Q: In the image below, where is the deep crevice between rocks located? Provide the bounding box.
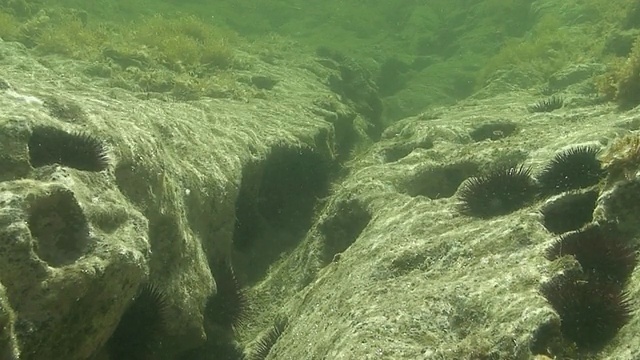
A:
[233,145,331,282]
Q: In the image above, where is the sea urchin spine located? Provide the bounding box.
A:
[545,222,637,285]
[458,164,536,218]
[540,273,632,351]
[28,125,109,171]
[537,145,604,195]
[107,283,169,360]
[206,261,249,331]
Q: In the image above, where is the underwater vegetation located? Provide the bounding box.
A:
[127,14,234,70]
[477,14,586,89]
[0,7,237,100]
[0,11,19,40]
[598,34,640,109]
[601,132,640,183]
[24,11,236,71]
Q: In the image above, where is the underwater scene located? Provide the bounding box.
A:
[2,0,640,359]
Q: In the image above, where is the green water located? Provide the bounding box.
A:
[0,0,630,121]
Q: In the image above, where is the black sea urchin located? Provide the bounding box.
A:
[540,273,632,351]
[528,95,563,113]
[458,165,536,218]
[28,126,109,171]
[206,261,249,331]
[537,145,604,195]
[107,284,169,360]
[545,222,637,284]
[248,317,288,360]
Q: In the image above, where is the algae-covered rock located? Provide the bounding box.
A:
[0,34,344,359]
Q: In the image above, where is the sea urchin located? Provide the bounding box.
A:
[28,125,109,171]
[537,145,604,195]
[540,273,632,351]
[545,222,637,284]
[528,95,564,113]
[458,164,536,218]
[206,261,249,331]
[107,283,169,360]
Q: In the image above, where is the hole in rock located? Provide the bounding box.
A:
[381,139,434,163]
[319,198,371,265]
[28,188,90,266]
[540,190,598,234]
[400,161,478,198]
[469,122,517,142]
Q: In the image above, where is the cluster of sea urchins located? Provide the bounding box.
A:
[535,147,635,353]
[457,145,604,218]
[540,222,636,352]
[458,144,636,353]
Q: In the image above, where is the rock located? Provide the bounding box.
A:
[547,63,606,91]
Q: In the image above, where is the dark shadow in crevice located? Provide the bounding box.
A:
[27,188,90,267]
[233,145,331,282]
[317,47,384,140]
[147,211,183,280]
[319,199,371,266]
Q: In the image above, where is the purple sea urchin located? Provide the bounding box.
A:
[458,164,536,218]
[248,317,288,360]
[528,95,563,113]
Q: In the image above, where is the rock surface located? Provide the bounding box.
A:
[0,37,341,359]
[1,34,640,360]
